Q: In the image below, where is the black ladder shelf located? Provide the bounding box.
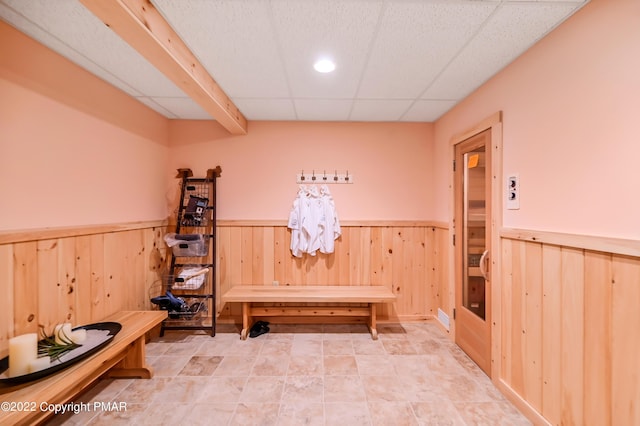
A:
[160,167,221,337]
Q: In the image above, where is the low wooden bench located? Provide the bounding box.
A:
[222,285,396,340]
[0,310,166,426]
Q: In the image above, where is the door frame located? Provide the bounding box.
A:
[449,111,503,380]
[454,130,492,374]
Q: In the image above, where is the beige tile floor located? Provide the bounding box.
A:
[47,322,531,426]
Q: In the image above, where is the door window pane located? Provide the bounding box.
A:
[463,148,486,320]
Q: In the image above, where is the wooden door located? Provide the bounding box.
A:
[454,129,492,375]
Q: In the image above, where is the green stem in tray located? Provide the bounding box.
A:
[37,324,81,362]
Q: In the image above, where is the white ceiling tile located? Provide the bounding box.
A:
[294,99,353,121]
[270,0,383,98]
[153,0,290,98]
[423,2,582,100]
[349,99,413,122]
[150,97,212,120]
[0,2,136,97]
[1,0,186,98]
[1,0,590,121]
[233,99,297,121]
[357,2,498,99]
[401,100,457,122]
[135,97,178,119]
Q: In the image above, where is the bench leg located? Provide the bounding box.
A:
[240,302,251,340]
[108,336,153,378]
[368,303,378,340]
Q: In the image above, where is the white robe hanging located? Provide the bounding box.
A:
[287,185,307,258]
[318,185,341,254]
[288,184,341,257]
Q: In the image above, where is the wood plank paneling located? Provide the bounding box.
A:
[59,238,77,325]
[261,227,275,285]
[37,239,62,332]
[541,244,562,424]
[273,226,286,284]
[434,226,449,318]
[411,227,427,316]
[380,227,395,318]
[215,225,448,322]
[501,235,640,426]
[425,227,436,316]
[0,245,14,349]
[392,228,407,314]
[13,242,39,336]
[611,255,640,426]
[501,228,640,258]
[584,251,612,426]
[510,239,525,395]
[89,234,106,323]
[523,241,542,412]
[0,220,167,245]
[560,247,584,426]
[500,238,513,382]
[2,222,448,355]
[1,225,167,356]
[74,235,94,326]
[216,226,232,318]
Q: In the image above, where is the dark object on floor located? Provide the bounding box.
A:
[249,320,270,338]
[151,291,190,318]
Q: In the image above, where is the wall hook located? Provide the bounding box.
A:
[296,169,353,184]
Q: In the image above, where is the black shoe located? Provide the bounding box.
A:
[249,321,270,338]
[165,291,188,312]
[151,295,171,308]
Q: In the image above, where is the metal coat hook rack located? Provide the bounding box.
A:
[296,169,353,184]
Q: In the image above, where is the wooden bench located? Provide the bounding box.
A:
[0,310,166,426]
[222,285,396,340]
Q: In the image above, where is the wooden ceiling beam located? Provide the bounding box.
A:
[79,0,248,135]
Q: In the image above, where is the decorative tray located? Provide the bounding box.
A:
[0,322,121,386]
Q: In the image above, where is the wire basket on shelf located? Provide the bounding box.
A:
[166,297,208,320]
[171,266,209,290]
[150,289,209,320]
[164,233,209,257]
[180,182,210,227]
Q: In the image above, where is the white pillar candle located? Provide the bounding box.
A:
[28,356,51,373]
[71,328,87,344]
[9,333,38,377]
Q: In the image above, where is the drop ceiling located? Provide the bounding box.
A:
[0,0,588,123]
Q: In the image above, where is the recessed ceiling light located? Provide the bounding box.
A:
[314,59,336,73]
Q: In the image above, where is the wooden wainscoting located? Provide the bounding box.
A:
[0,222,167,355]
[499,229,640,426]
[1,220,451,354]
[215,221,449,323]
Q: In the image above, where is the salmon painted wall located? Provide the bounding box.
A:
[168,120,433,221]
[434,0,640,240]
[0,22,170,231]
